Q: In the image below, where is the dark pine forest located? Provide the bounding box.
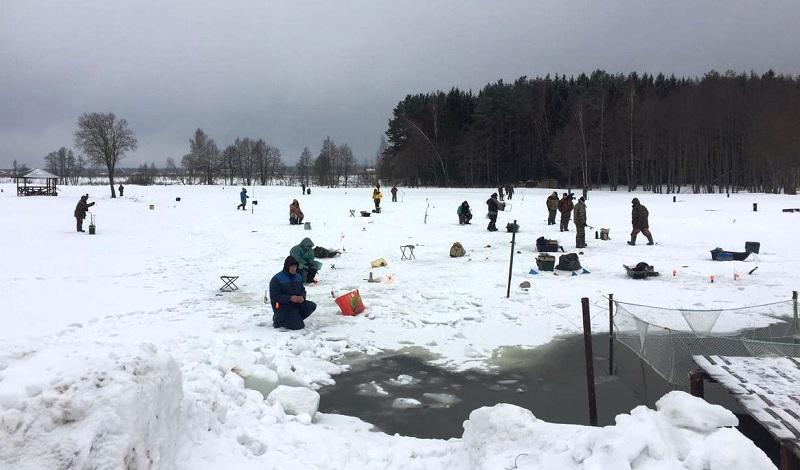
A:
[379,70,800,194]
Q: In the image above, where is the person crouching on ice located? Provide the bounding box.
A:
[289,199,304,225]
[457,201,472,225]
[269,256,317,330]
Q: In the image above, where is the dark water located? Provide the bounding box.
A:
[318,334,779,463]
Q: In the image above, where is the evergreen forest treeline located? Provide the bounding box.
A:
[379,70,800,193]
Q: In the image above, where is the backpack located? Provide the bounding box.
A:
[450,242,466,258]
[506,222,519,233]
[556,253,581,271]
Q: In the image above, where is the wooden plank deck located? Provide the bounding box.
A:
[694,355,800,466]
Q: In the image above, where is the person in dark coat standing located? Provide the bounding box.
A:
[573,196,588,248]
[301,182,306,195]
[74,195,95,232]
[390,186,398,202]
[237,188,249,210]
[558,193,574,232]
[269,256,317,330]
[118,184,124,197]
[546,192,559,225]
[486,193,500,231]
[628,198,654,245]
[506,184,514,200]
[497,186,505,202]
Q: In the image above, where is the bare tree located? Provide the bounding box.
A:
[74,112,137,197]
[296,147,313,186]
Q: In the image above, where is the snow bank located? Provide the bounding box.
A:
[461,391,775,470]
[0,343,183,470]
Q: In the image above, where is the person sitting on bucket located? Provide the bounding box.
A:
[289,237,323,283]
[237,187,249,210]
[457,201,472,225]
[269,256,317,330]
[289,199,304,225]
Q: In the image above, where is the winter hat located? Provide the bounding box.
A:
[283,256,299,272]
[632,198,640,205]
[491,193,498,198]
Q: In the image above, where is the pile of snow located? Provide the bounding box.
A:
[0,343,183,470]
[266,385,320,418]
[462,392,774,469]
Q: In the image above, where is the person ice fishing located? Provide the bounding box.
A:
[457,201,473,225]
[628,198,654,245]
[301,182,306,195]
[289,199,304,225]
[237,187,249,210]
[574,196,588,249]
[269,256,317,330]
[546,191,559,225]
[497,186,505,202]
[118,184,124,197]
[73,194,95,232]
[390,186,398,202]
[558,193,574,232]
[372,184,383,211]
[506,184,514,200]
[289,237,323,283]
[486,193,500,231]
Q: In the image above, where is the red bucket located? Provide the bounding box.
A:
[335,289,365,316]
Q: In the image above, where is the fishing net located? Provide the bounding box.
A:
[613,299,798,385]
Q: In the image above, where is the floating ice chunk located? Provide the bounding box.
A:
[392,398,423,409]
[356,381,390,397]
[423,392,461,407]
[387,374,420,386]
[266,385,320,416]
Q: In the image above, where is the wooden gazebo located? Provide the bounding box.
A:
[16,168,59,196]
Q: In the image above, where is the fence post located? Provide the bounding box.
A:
[581,297,598,426]
[506,220,517,298]
[608,294,614,375]
[793,291,798,340]
[689,369,707,397]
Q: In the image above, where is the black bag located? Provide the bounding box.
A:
[506,222,519,233]
[556,253,581,271]
[313,246,341,258]
[536,236,561,252]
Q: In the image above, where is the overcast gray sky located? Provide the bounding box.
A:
[2,0,799,168]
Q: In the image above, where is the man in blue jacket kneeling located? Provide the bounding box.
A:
[269,256,317,330]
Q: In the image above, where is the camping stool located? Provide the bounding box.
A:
[400,245,416,260]
[219,275,239,292]
[349,209,356,217]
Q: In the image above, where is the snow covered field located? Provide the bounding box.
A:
[2,182,794,469]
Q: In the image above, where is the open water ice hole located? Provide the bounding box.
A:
[317,331,782,462]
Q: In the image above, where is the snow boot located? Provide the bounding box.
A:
[645,233,654,245]
[627,234,637,246]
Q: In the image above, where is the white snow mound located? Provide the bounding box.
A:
[266,385,320,417]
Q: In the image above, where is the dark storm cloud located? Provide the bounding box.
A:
[2,0,799,167]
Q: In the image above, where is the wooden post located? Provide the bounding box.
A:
[608,294,614,375]
[780,440,799,470]
[506,219,517,298]
[581,297,598,426]
[689,369,707,397]
[793,291,798,340]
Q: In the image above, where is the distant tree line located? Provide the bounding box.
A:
[380,70,800,194]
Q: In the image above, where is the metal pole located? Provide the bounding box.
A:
[506,219,517,298]
[608,293,614,375]
[581,297,598,426]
